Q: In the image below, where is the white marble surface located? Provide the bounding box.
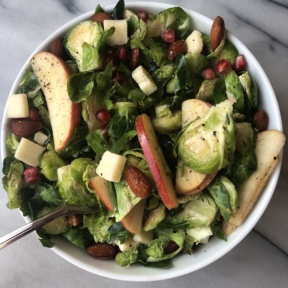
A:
[0,0,287,287]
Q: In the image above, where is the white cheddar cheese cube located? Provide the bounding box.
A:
[14,138,45,167]
[103,19,129,46]
[96,151,127,182]
[57,164,71,182]
[185,30,203,55]
[34,131,49,146]
[115,236,139,252]
[131,66,157,96]
[7,94,29,118]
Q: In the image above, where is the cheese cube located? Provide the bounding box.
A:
[7,94,29,118]
[103,19,129,46]
[115,236,139,252]
[14,138,45,167]
[34,131,49,146]
[131,66,157,96]
[185,30,203,55]
[96,151,127,182]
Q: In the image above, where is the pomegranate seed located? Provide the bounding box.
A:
[216,59,231,75]
[202,68,216,80]
[112,71,124,84]
[161,29,175,43]
[23,167,39,177]
[117,46,129,63]
[164,240,179,253]
[101,126,109,138]
[102,53,119,69]
[23,167,41,184]
[28,107,42,122]
[136,10,148,22]
[233,54,247,72]
[130,48,141,70]
[96,109,111,125]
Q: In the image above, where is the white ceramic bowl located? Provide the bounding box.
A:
[1,2,283,282]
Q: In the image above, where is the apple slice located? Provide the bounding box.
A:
[181,98,211,127]
[121,199,146,234]
[31,51,81,152]
[176,161,217,195]
[176,99,216,195]
[89,176,114,212]
[136,114,178,209]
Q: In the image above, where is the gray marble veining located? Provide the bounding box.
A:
[0,0,287,287]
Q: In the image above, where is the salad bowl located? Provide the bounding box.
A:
[1,1,284,282]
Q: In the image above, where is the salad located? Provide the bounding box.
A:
[2,0,284,269]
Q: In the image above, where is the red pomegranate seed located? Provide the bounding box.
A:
[102,53,119,69]
[23,167,39,177]
[28,107,42,122]
[216,59,231,75]
[101,126,109,138]
[234,54,247,72]
[137,10,148,22]
[117,46,129,63]
[202,68,216,80]
[112,71,124,84]
[23,167,41,184]
[161,29,175,43]
[96,109,111,125]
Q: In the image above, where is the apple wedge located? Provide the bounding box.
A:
[223,130,286,235]
[121,199,146,234]
[31,51,81,152]
[176,99,216,195]
[89,176,114,212]
[136,114,178,209]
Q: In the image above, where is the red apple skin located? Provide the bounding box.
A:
[135,114,178,209]
[31,51,81,152]
[121,199,146,234]
[89,176,114,212]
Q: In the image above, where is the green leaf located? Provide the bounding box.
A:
[110,130,137,154]
[86,129,111,157]
[68,71,95,103]
[113,0,125,19]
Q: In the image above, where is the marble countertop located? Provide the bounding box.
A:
[0,0,287,287]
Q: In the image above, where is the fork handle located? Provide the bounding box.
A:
[0,206,68,250]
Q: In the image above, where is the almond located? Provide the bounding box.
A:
[210,16,225,51]
[86,243,118,260]
[125,165,152,199]
[12,120,42,138]
[49,38,67,59]
[90,12,112,23]
[254,109,268,132]
[167,40,187,60]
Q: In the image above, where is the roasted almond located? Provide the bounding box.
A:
[167,40,187,60]
[12,120,42,138]
[210,16,225,51]
[86,243,118,260]
[90,12,112,23]
[49,38,67,59]
[125,165,152,199]
[254,109,268,132]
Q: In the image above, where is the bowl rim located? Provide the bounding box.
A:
[0,1,283,282]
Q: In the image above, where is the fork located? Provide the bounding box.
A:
[0,204,98,250]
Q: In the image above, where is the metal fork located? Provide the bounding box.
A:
[0,204,98,250]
